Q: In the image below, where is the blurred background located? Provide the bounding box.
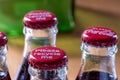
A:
[0,0,119,80]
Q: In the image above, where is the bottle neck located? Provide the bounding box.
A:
[0,45,7,65]
[0,45,9,79]
[81,42,118,56]
[28,65,68,80]
[80,42,118,78]
[23,26,58,57]
[0,45,7,56]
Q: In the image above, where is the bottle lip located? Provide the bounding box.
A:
[28,46,68,70]
[0,32,7,47]
[23,10,58,29]
[81,26,118,47]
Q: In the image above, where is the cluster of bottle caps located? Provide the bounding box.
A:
[0,10,118,80]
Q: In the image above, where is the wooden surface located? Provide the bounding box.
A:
[76,0,120,16]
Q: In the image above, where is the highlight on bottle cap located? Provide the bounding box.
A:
[28,46,68,70]
[0,32,8,47]
[23,10,58,29]
[81,26,118,47]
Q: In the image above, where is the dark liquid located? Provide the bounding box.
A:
[0,71,11,80]
[76,71,117,80]
[16,57,30,80]
[16,38,51,80]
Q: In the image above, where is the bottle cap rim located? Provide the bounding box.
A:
[23,10,58,29]
[81,26,118,47]
[28,46,68,70]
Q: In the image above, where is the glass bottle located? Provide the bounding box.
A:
[76,26,118,80]
[28,46,68,80]
[0,32,11,80]
[15,10,58,80]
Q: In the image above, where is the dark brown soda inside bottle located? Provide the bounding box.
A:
[16,57,30,80]
[0,71,11,80]
[76,71,117,80]
[16,38,52,80]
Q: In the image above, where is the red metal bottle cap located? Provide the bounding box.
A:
[0,32,7,47]
[82,26,118,47]
[28,46,68,70]
[23,10,58,29]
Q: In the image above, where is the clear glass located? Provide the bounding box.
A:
[15,25,58,80]
[28,65,68,80]
[76,42,118,80]
[0,45,11,80]
[23,25,58,57]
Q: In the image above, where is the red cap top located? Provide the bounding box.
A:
[28,46,68,70]
[0,32,7,47]
[81,26,118,47]
[23,10,58,29]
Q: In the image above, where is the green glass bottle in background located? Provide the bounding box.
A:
[0,0,75,37]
